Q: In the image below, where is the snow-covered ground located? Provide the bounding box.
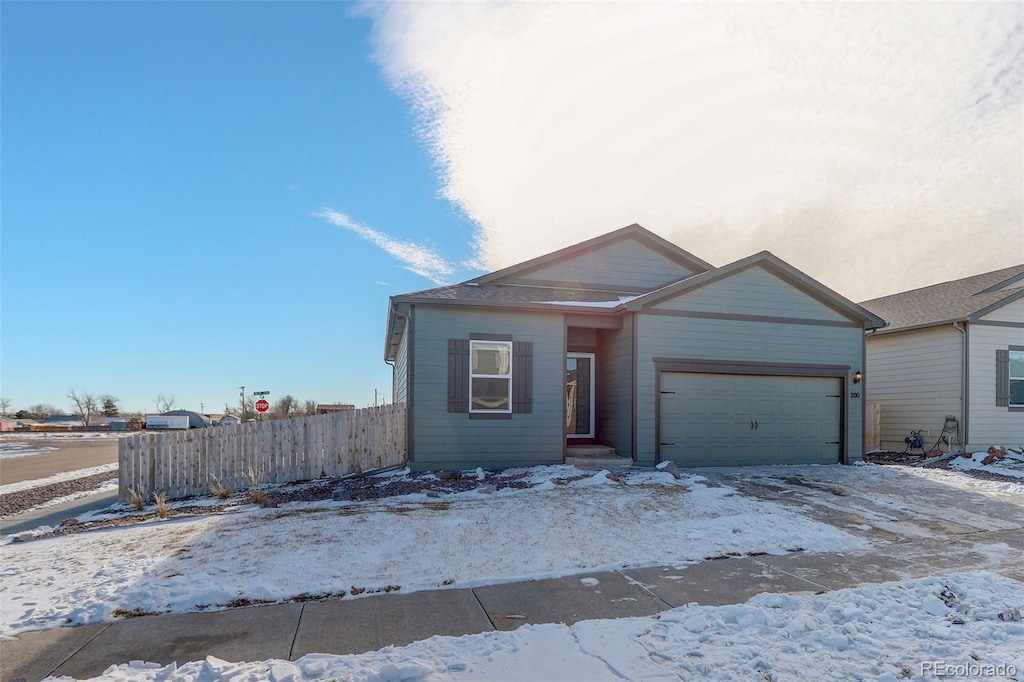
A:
[0,439,58,459]
[1,467,868,636]
[51,572,1024,682]
[948,450,1024,480]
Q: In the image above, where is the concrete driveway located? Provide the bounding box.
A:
[702,463,1024,582]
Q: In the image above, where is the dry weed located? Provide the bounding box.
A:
[209,477,233,500]
[154,492,169,519]
[128,488,144,512]
[247,467,266,505]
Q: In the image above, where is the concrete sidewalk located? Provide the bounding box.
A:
[4,530,1021,682]
[0,490,119,538]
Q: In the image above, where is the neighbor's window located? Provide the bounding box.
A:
[470,340,512,412]
[1011,350,1024,407]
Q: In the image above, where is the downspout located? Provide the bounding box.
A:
[953,322,967,450]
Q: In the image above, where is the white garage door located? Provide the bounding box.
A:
[659,372,842,466]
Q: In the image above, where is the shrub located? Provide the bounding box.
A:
[153,492,169,519]
[209,477,232,500]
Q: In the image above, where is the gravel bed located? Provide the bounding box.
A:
[0,472,117,517]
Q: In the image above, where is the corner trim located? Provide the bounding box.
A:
[407,306,416,463]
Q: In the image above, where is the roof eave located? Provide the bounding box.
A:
[627,251,886,327]
[392,296,627,315]
[967,288,1024,322]
[470,223,713,285]
[384,299,410,362]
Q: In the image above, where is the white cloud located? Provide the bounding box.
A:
[366,2,1022,300]
[314,209,453,284]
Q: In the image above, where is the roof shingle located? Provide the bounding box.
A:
[859,265,1024,333]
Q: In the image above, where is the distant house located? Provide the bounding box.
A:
[218,414,241,426]
[860,265,1024,452]
[317,404,355,414]
[385,224,884,470]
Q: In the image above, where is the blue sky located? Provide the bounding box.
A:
[2,2,477,414]
[3,2,1020,416]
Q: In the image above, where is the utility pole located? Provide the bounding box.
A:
[374,389,378,407]
[200,402,205,414]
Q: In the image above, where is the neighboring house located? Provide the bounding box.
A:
[218,414,241,426]
[385,224,884,470]
[860,265,1024,452]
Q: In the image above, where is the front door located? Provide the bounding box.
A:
[566,353,595,439]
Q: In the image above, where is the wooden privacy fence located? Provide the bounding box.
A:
[119,404,406,502]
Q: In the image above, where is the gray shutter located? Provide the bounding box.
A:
[512,341,533,414]
[996,349,1010,407]
[448,339,470,413]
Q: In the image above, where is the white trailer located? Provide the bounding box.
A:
[145,414,190,430]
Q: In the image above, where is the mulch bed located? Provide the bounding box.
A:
[864,450,1024,484]
[10,467,541,540]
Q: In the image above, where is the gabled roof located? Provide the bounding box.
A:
[626,251,886,329]
[859,264,1024,334]
[470,223,713,285]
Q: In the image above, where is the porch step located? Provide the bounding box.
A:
[566,445,633,468]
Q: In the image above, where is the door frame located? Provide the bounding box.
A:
[566,352,597,439]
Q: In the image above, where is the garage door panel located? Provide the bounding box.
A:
[660,372,841,467]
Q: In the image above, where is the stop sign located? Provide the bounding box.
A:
[255,399,270,413]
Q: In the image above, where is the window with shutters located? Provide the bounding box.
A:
[1011,350,1024,407]
[448,336,533,416]
[470,340,512,413]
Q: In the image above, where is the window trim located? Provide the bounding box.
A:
[469,339,513,414]
[1010,347,1024,409]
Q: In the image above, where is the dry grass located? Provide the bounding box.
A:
[153,492,169,519]
[247,467,266,505]
[209,477,233,500]
[128,488,145,512]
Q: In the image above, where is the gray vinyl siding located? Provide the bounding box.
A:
[967,323,1024,447]
[864,326,963,452]
[596,315,634,459]
[650,265,852,322]
[410,305,565,470]
[392,323,409,407]
[510,237,699,290]
[635,314,864,466]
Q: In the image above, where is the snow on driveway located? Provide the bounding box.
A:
[52,572,1024,682]
[1,468,866,636]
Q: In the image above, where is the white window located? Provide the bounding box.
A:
[1011,350,1024,407]
[470,340,512,412]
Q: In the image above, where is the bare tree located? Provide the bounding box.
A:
[154,392,176,413]
[272,395,298,419]
[301,399,318,416]
[0,397,11,415]
[100,394,120,417]
[24,403,57,419]
[67,389,98,426]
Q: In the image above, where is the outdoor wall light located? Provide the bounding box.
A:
[852,370,863,384]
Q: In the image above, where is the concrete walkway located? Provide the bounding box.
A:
[0,489,119,538]
[3,530,1021,682]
